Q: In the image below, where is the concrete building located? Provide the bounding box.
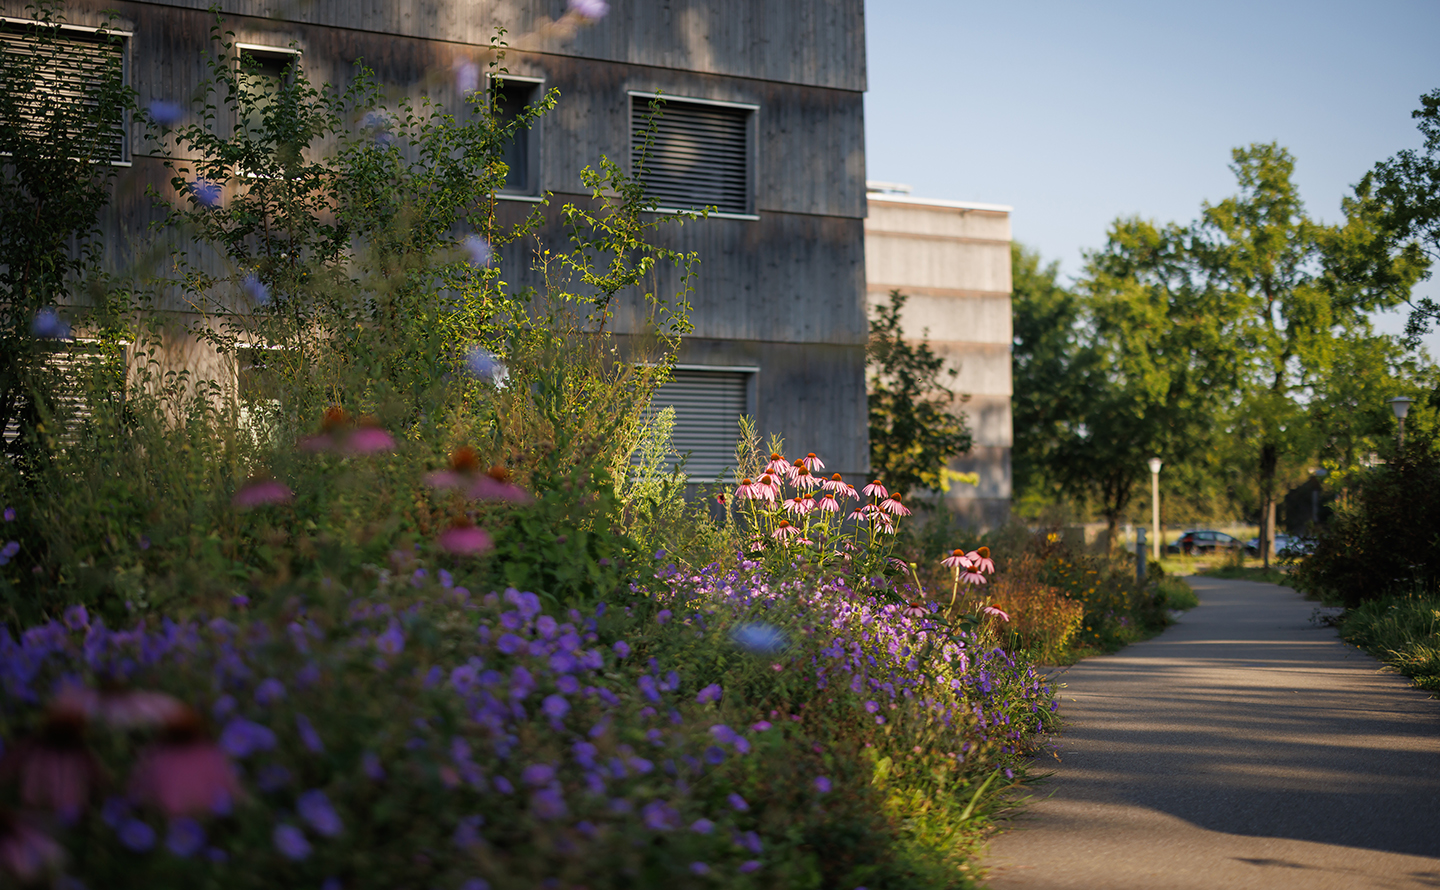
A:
[1,1,870,481]
[864,183,1013,527]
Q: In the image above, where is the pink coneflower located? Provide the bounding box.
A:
[959,568,988,586]
[756,473,780,501]
[425,446,481,490]
[771,520,800,542]
[800,453,824,472]
[967,546,996,574]
[941,549,973,570]
[792,461,821,491]
[1,705,103,820]
[816,494,840,513]
[438,521,493,556]
[901,601,929,618]
[129,709,241,817]
[735,478,760,500]
[55,685,187,730]
[469,465,529,502]
[848,503,876,522]
[879,492,912,516]
[232,477,293,509]
[983,605,1011,621]
[783,496,813,517]
[299,406,349,452]
[764,453,790,479]
[823,474,858,499]
[862,480,888,499]
[345,418,396,455]
[0,813,64,882]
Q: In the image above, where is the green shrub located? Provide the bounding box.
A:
[1338,592,1440,694]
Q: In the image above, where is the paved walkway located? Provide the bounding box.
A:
[982,576,1440,890]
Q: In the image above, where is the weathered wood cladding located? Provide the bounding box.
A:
[492,201,865,346]
[21,0,866,92]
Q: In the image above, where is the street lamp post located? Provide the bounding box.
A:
[1389,396,1414,449]
[1148,457,1163,560]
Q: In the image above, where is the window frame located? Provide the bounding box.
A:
[627,90,759,221]
[487,72,546,201]
[0,15,134,166]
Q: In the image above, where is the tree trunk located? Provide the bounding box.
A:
[1258,442,1278,570]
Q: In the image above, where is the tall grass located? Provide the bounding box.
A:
[1339,591,1440,695]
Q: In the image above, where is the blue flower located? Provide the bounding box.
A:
[465,347,507,384]
[376,622,405,656]
[463,235,492,267]
[254,678,285,705]
[732,622,786,654]
[695,683,722,703]
[165,818,205,857]
[296,714,324,753]
[118,818,156,852]
[815,776,832,793]
[30,309,71,340]
[219,718,277,758]
[297,789,343,837]
[273,824,311,860]
[148,99,183,126]
[243,274,270,305]
[190,178,222,208]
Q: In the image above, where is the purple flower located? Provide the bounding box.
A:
[148,99,183,125]
[362,752,385,781]
[690,862,711,875]
[732,622,786,654]
[219,718,277,758]
[165,818,205,857]
[30,308,71,340]
[461,881,491,890]
[118,818,156,851]
[814,776,832,793]
[233,478,292,508]
[738,830,762,854]
[257,763,292,792]
[521,764,555,786]
[190,178,222,208]
[637,675,660,703]
[296,714,324,753]
[465,347,506,384]
[454,59,480,95]
[696,683,722,704]
[493,776,514,794]
[273,824,311,860]
[254,678,286,705]
[243,274,270,306]
[656,609,672,625]
[739,860,762,874]
[376,622,405,656]
[567,0,609,20]
[704,745,725,765]
[709,724,739,745]
[453,815,483,849]
[864,701,879,714]
[504,589,541,620]
[2,507,13,521]
[297,790,342,837]
[613,641,631,659]
[751,720,772,732]
[541,694,569,721]
[463,235,492,267]
[727,792,749,812]
[691,818,714,834]
[641,800,680,831]
[530,787,567,819]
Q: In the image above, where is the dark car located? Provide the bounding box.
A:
[1165,530,1243,556]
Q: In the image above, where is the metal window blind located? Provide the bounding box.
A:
[2,342,124,447]
[633,96,748,215]
[0,23,126,164]
[646,369,749,480]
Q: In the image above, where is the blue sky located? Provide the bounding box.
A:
[864,0,1440,352]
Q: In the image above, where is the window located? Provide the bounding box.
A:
[490,75,543,196]
[236,45,300,138]
[1,340,125,448]
[0,17,129,164]
[630,93,755,217]
[644,367,755,480]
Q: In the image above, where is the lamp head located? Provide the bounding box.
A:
[1147,457,1163,475]
[1389,396,1414,420]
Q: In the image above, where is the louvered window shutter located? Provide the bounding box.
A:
[2,342,124,447]
[633,96,750,215]
[646,369,750,480]
[0,23,127,164]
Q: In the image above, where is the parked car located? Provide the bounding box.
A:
[1245,535,1315,558]
[1165,530,1244,555]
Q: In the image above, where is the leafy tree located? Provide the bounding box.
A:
[0,3,133,468]
[867,290,972,496]
[1350,88,1440,342]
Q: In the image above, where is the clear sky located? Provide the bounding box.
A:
[864,0,1440,352]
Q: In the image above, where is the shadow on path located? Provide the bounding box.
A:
[984,577,1440,889]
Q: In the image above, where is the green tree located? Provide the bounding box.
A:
[0,4,133,467]
[1196,144,1418,565]
[1351,88,1440,342]
[867,290,972,496]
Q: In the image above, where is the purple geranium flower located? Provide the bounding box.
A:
[296,714,324,753]
[376,622,405,656]
[118,818,156,852]
[273,824,311,860]
[148,99,183,125]
[696,683,722,704]
[191,178,222,208]
[165,818,205,857]
[30,308,71,340]
[297,790,343,837]
[568,0,609,20]
[220,718,277,758]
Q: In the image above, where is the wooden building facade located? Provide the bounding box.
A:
[1,0,870,481]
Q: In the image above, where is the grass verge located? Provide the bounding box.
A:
[1338,593,1440,695]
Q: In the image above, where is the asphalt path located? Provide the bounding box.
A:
[982,575,1440,890]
